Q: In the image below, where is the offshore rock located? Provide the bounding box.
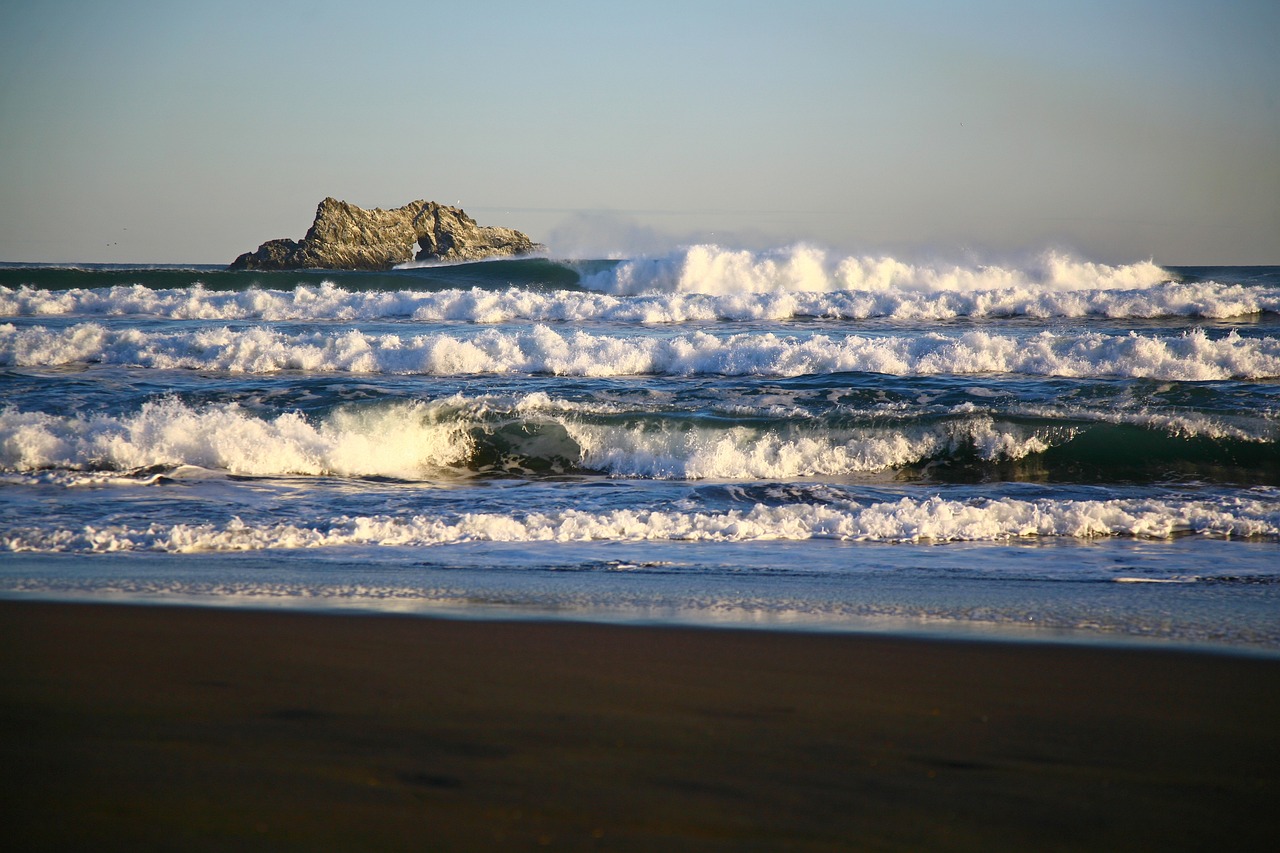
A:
[230,198,542,270]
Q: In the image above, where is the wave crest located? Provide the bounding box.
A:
[585,246,1172,295]
[5,395,1274,484]
[0,399,473,478]
[0,398,1073,480]
[6,323,1278,380]
[6,494,1278,553]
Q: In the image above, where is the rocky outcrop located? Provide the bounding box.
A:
[230,198,543,270]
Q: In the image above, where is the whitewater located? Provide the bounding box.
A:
[2,248,1278,650]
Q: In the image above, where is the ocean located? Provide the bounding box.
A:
[2,248,1278,652]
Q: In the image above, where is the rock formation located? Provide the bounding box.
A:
[230,198,543,270]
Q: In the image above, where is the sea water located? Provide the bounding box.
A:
[2,249,1278,651]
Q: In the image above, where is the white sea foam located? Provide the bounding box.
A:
[0,398,1075,479]
[5,322,1279,380]
[563,418,1070,479]
[2,258,1275,324]
[0,399,474,478]
[2,281,1277,324]
[585,247,1173,295]
[6,494,1278,553]
[5,394,1274,484]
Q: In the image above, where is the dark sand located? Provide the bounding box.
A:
[2,600,1278,851]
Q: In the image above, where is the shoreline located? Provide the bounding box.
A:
[3,588,1280,661]
[3,599,1278,850]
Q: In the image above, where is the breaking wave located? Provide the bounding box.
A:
[3,396,1274,483]
[586,247,1172,295]
[4,281,1279,327]
[5,323,1278,380]
[5,283,1275,324]
[2,251,1276,323]
[0,399,474,479]
[0,398,1073,479]
[6,493,1279,553]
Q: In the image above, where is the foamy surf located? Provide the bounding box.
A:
[5,492,1279,554]
[4,257,1279,649]
[0,399,474,478]
[0,399,1077,479]
[584,247,1174,295]
[3,394,1274,484]
[3,268,1278,324]
[5,323,1279,380]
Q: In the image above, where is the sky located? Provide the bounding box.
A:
[1,0,1277,265]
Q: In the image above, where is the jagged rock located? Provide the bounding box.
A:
[230,198,542,270]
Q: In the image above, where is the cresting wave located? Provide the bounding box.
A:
[3,397,1274,482]
[2,262,1269,322]
[5,281,1277,322]
[6,494,1279,553]
[585,247,1173,295]
[5,323,1280,380]
[0,399,473,479]
[0,398,1073,479]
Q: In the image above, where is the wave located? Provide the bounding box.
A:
[0,399,1067,479]
[5,323,1279,380]
[3,252,1275,324]
[585,247,1173,295]
[5,280,1277,323]
[6,494,1279,553]
[3,397,1274,483]
[0,399,474,479]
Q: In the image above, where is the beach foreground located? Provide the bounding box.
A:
[2,601,1278,851]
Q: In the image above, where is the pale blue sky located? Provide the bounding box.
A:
[2,0,1276,264]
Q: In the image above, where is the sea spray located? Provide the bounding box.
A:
[585,247,1172,295]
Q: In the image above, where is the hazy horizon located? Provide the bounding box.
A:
[2,1,1277,266]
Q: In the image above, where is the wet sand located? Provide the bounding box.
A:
[2,599,1278,851]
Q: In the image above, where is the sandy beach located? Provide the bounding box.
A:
[2,599,1277,851]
